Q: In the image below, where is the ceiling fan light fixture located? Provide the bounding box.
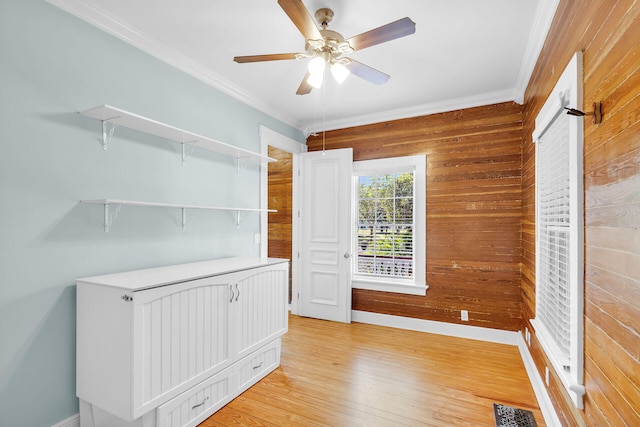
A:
[330,62,350,84]
[307,69,324,89]
[308,56,326,75]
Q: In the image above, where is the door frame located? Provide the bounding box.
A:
[259,126,307,315]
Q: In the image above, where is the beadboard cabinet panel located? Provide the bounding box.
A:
[233,267,289,359]
[133,275,232,415]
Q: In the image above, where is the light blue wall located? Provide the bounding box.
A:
[0,1,304,426]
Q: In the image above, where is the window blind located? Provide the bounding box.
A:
[356,172,414,279]
[532,51,584,408]
[537,112,571,365]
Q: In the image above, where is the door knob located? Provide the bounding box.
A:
[344,252,350,259]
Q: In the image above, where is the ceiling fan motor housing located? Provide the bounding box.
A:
[314,8,334,28]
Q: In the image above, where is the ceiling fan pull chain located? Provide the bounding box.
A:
[322,77,326,155]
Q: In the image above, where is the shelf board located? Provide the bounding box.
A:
[81,199,276,232]
[82,199,276,213]
[80,105,275,163]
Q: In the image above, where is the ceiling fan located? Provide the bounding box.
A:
[233,0,416,95]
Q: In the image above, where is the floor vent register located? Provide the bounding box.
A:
[493,403,538,427]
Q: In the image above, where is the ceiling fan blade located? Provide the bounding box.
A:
[234,53,300,63]
[296,72,313,95]
[344,59,390,85]
[278,0,322,41]
[345,17,416,51]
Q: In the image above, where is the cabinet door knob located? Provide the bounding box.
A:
[235,283,240,302]
[344,252,350,259]
[229,284,234,303]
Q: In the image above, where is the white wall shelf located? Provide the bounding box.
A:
[80,104,276,166]
[81,199,276,232]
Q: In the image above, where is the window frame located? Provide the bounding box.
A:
[351,155,426,296]
[531,51,585,408]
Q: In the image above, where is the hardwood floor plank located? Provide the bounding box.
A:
[200,315,544,426]
[200,405,283,427]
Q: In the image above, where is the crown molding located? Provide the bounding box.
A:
[46,0,303,130]
[513,0,561,103]
[48,0,559,136]
[306,0,561,135]
[304,88,518,135]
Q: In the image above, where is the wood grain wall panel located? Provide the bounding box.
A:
[267,146,293,302]
[585,317,640,411]
[521,0,640,424]
[308,102,523,331]
[300,1,640,423]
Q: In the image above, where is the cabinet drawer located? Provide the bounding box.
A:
[236,338,281,394]
[156,367,233,427]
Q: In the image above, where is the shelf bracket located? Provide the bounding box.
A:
[235,210,251,228]
[181,141,197,165]
[236,157,249,176]
[100,118,120,150]
[104,202,122,232]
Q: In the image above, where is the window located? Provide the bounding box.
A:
[357,172,414,278]
[352,155,426,296]
[532,52,584,408]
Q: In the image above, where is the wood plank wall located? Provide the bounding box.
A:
[267,146,293,302]
[307,102,524,331]
[521,0,640,425]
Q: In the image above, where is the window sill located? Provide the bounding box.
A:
[530,318,585,408]
[352,278,428,296]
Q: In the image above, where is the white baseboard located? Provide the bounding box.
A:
[352,310,560,427]
[517,334,562,427]
[351,309,519,345]
[52,413,80,427]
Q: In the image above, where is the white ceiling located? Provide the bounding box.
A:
[48,0,558,134]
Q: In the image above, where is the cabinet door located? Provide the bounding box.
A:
[131,275,233,419]
[230,263,289,359]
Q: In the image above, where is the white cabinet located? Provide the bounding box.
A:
[77,257,288,427]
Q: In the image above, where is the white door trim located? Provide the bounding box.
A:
[259,126,307,315]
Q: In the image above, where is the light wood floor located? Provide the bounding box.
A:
[200,314,544,426]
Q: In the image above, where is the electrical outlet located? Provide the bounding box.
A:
[525,327,531,346]
[253,234,261,244]
[461,310,469,321]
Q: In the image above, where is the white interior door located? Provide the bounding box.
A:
[299,148,353,323]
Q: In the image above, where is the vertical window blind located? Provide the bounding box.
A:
[537,112,571,366]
